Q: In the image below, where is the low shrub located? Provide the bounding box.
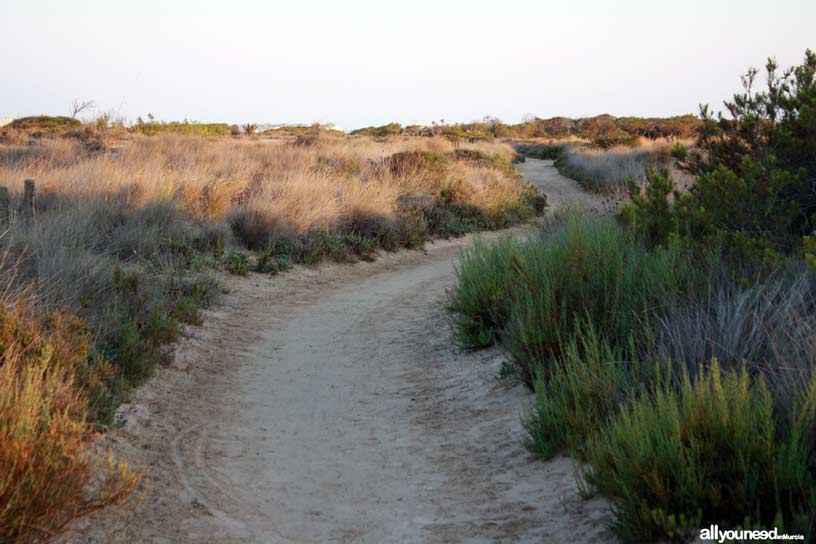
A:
[10,116,81,131]
[513,141,565,160]
[556,142,687,195]
[386,150,449,180]
[225,251,249,275]
[584,360,816,541]
[523,324,647,460]
[590,130,640,149]
[448,236,525,348]
[448,148,520,177]
[130,120,231,137]
[85,263,218,422]
[448,213,711,384]
[350,122,402,137]
[648,266,816,405]
[256,253,292,274]
[0,305,139,542]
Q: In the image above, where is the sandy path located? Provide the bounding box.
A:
[63,159,613,543]
[516,159,600,209]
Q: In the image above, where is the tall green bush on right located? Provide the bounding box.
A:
[621,50,816,262]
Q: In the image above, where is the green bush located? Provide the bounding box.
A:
[256,246,292,274]
[590,129,640,149]
[584,360,816,541]
[618,166,678,244]
[448,236,526,348]
[449,212,714,384]
[10,116,81,131]
[622,50,816,262]
[523,324,647,460]
[225,251,249,275]
[350,122,402,137]
[504,214,707,384]
[130,120,231,137]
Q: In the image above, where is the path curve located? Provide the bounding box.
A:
[62,160,613,543]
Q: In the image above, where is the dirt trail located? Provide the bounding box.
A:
[64,159,613,543]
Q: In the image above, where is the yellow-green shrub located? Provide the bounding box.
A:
[584,360,816,541]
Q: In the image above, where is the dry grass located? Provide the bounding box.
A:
[0,134,529,233]
[0,303,138,543]
[556,138,695,195]
[0,133,536,316]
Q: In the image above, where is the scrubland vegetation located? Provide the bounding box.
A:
[0,128,541,541]
[449,51,816,541]
[354,110,702,201]
[353,113,700,144]
[553,138,695,195]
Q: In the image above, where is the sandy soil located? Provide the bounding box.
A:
[62,159,614,543]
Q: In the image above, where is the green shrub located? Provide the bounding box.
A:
[225,251,249,275]
[450,212,714,384]
[501,214,707,384]
[590,129,640,149]
[10,116,81,131]
[448,236,525,348]
[256,246,292,274]
[618,166,678,244]
[130,120,231,137]
[623,50,816,262]
[584,360,816,541]
[350,123,402,137]
[524,324,648,459]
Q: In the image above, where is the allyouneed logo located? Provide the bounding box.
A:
[700,525,805,542]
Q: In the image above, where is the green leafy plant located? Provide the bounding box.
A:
[225,251,249,275]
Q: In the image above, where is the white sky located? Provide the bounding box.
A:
[2,0,813,129]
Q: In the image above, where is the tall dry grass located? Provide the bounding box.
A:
[0,134,526,231]
[555,138,695,195]
[0,133,535,313]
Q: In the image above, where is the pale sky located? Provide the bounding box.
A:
[2,0,813,129]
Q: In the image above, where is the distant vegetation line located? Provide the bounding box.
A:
[351,114,700,147]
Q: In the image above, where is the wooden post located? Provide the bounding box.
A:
[0,186,9,228]
[21,179,35,225]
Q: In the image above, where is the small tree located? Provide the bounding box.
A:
[242,123,258,136]
[70,98,96,119]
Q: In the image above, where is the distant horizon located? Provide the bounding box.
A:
[3,112,703,133]
[2,0,813,129]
